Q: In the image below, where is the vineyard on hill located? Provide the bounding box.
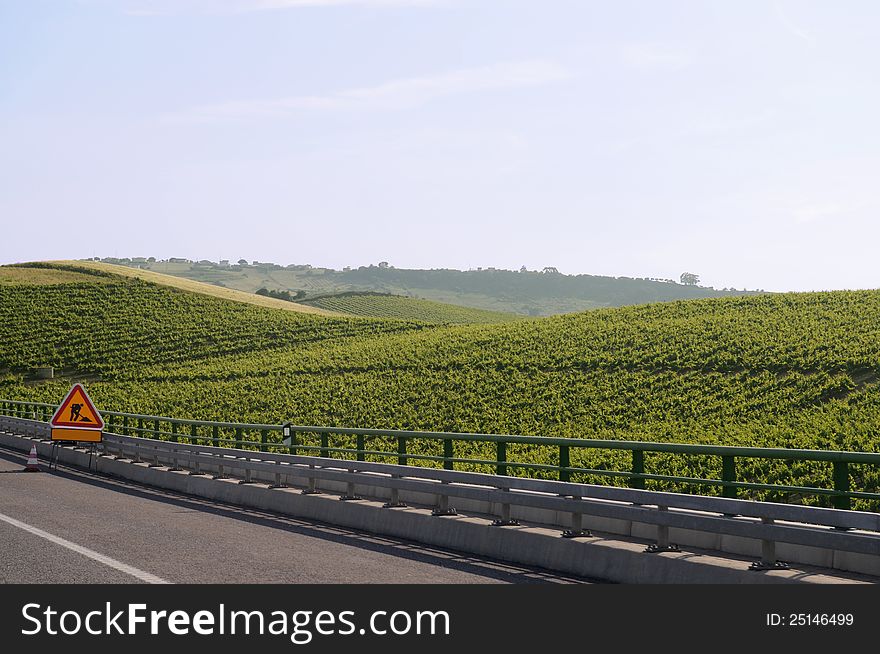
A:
[1,262,879,508]
[299,292,521,324]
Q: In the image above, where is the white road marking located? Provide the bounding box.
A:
[0,511,170,584]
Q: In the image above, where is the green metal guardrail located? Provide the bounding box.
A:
[3,398,879,510]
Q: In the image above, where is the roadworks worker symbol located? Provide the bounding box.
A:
[50,383,105,430]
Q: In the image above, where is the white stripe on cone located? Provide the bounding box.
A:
[24,444,40,472]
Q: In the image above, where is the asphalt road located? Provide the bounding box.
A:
[0,448,591,584]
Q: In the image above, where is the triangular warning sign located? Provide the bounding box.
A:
[50,383,104,430]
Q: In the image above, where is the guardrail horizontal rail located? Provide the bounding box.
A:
[3,398,879,511]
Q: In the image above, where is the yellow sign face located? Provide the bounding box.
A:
[51,428,102,443]
[50,383,104,442]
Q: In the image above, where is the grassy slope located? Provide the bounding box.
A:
[0,266,103,285]
[1,265,878,505]
[299,292,522,324]
[48,261,337,316]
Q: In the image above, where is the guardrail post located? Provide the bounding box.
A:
[431,484,457,517]
[122,415,128,436]
[169,445,182,471]
[171,422,178,443]
[443,438,454,470]
[269,466,287,489]
[213,461,228,480]
[190,423,198,445]
[320,433,330,458]
[562,497,591,538]
[301,464,318,494]
[833,461,851,510]
[749,517,789,570]
[397,436,406,466]
[113,441,126,460]
[137,418,143,437]
[645,506,680,553]
[630,450,645,489]
[559,445,570,482]
[289,432,298,457]
[153,419,160,440]
[356,433,365,462]
[239,464,255,485]
[496,441,507,476]
[235,428,243,447]
[383,474,407,508]
[147,444,162,467]
[189,458,204,475]
[491,486,519,527]
[722,455,737,499]
[212,425,219,447]
[260,429,268,453]
[188,449,207,475]
[340,480,362,501]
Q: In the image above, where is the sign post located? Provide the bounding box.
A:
[50,383,104,443]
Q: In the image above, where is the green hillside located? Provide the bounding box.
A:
[1,262,879,508]
[299,292,522,324]
[94,258,761,316]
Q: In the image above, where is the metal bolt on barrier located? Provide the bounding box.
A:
[645,506,680,553]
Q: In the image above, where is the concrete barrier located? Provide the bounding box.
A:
[0,429,875,584]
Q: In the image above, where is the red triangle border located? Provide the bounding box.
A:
[50,383,105,430]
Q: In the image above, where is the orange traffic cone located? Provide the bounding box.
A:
[23,444,40,472]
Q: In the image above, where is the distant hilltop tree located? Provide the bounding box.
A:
[237,259,248,266]
[378,261,390,269]
[255,288,306,302]
[680,272,700,286]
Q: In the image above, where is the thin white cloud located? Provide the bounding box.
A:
[773,1,815,46]
[168,60,571,122]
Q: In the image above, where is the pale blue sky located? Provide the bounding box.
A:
[2,0,878,291]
